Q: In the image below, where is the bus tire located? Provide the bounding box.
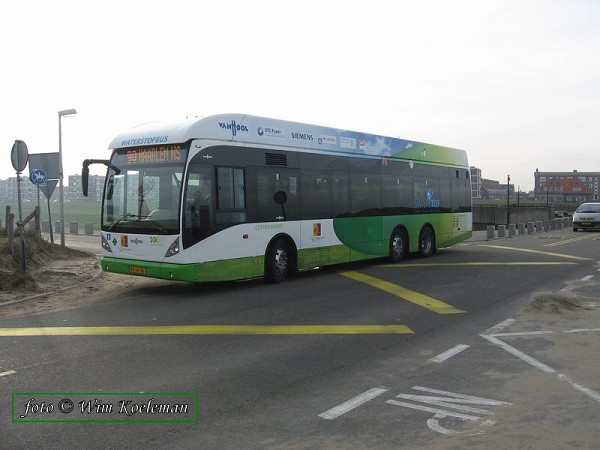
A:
[418,226,435,258]
[265,238,289,283]
[389,228,407,263]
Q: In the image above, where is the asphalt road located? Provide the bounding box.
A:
[1,228,599,448]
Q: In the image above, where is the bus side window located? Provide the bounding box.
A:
[216,167,247,224]
[256,168,299,221]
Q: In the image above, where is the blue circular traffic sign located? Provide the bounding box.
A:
[30,169,47,185]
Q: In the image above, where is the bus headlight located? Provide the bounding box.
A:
[165,238,180,257]
[101,235,113,253]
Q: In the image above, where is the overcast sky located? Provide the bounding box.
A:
[2,0,599,191]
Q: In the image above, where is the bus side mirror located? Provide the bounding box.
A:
[82,164,89,197]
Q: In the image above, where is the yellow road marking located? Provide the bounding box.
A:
[0,325,413,336]
[544,235,595,247]
[478,245,592,261]
[0,370,16,377]
[339,271,465,314]
[377,262,577,267]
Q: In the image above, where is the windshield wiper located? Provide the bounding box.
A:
[108,213,137,231]
[142,220,169,234]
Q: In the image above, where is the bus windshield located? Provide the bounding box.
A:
[101,145,188,234]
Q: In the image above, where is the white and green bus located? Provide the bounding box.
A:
[82,114,472,283]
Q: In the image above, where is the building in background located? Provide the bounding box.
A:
[0,174,105,204]
[470,166,482,199]
[534,169,599,203]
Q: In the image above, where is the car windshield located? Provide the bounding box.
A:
[576,204,600,213]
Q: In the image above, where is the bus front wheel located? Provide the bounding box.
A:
[265,238,289,283]
[418,227,435,258]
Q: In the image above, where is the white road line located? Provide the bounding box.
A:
[487,318,515,333]
[318,386,389,420]
[565,328,600,333]
[481,333,600,404]
[0,370,16,377]
[490,331,554,337]
[429,344,470,363]
[386,400,480,421]
[479,334,556,373]
[581,275,594,281]
[558,374,600,403]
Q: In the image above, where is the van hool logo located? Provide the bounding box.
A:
[414,189,441,209]
[218,120,249,137]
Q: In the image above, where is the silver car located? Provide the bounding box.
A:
[572,202,600,231]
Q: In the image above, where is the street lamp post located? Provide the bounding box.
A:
[506,174,511,225]
[58,108,77,246]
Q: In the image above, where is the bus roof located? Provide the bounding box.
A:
[109,113,468,167]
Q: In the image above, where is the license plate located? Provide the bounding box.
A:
[582,222,592,226]
[128,266,147,275]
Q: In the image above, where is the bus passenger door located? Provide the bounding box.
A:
[182,164,214,249]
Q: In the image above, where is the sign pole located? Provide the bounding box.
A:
[16,171,26,271]
[11,140,29,272]
[47,195,54,244]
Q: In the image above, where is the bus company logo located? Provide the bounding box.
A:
[291,132,313,141]
[257,126,285,138]
[150,236,161,245]
[130,238,144,245]
[313,223,322,237]
[121,235,128,247]
[339,136,356,149]
[318,135,336,146]
[414,189,441,209]
[218,120,249,137]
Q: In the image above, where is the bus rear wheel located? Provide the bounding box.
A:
[418,227,435,258]
[389,228,407,263]
[265,238,289,283]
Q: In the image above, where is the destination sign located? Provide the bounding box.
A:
[126,145,184,165]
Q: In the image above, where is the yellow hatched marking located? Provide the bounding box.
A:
[340,271,465,314]
[478,245,592,261]
[0,325,413,336]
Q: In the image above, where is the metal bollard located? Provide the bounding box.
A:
[69,221,79,235]
[498,225,506,238]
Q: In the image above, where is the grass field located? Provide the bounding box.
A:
[2,201,102,231]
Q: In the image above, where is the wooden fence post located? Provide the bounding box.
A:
[7,213,14,256]
[35,205,41,238]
